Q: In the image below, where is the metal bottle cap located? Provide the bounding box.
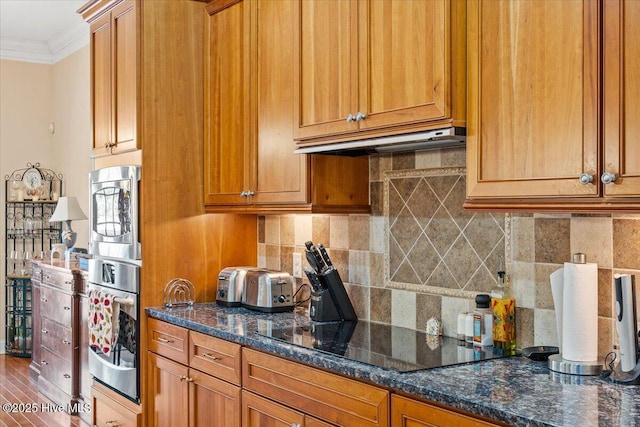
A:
[572,253,586,264]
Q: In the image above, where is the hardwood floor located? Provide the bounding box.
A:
[0,355,84,427]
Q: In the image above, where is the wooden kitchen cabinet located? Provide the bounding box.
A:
[37,263,80,413]
[391,395,504,427]
[603,0,640,198]
[147,318,242,427]
[80,1,260,426]
[242,347,389,427]
[92,380,142,427]
[242,390,334,427]
[294,0,466,143]
[465,0,640,211]
[204,0,370,213]
[85,0,137,158]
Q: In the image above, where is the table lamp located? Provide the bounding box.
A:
[49,196,87,260]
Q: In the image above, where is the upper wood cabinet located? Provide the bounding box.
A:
[465,0,640,211]
[294,0,466,143]
[204,0,370,214]
[603,0,640,198]
[83,0,137,158]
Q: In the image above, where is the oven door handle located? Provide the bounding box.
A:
[114,297,134,306]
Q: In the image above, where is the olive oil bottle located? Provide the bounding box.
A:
[491,264,516,353]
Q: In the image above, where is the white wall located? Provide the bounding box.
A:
[0,45,91,349]
[51,46,91,248]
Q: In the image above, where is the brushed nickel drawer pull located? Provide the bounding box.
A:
[41,329,48,334]
[202,353,219,361]
[63,306,71,311]
[63,374,71,379]
[41,297,48,302]
[41,360,48,365]
[105,421,122,427]
[62,339,71,345]
[185,377,194,383]
[157,337,173,344]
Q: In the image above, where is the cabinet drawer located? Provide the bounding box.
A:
[92,381,141,427]
[31,262,43,281]
[40,286,73,325]
[42,269,75,292]
[243,348,389,427]
[147,317,189,365]
[189,330,241,386]
[391,395,503,427]
[40,347,73,395]
[41,317,74,360]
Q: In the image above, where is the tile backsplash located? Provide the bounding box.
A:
[258,148,640,359]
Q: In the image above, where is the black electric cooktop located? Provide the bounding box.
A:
[257,321,518,373]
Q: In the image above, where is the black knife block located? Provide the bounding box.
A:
[310,269,357,322]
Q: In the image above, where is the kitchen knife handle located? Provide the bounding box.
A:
[305,250,321,274]
[304,268,323,291]
[317,243,333,268]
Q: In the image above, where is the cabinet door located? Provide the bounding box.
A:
[190,368,241,427]
[391,395,501,427]
[90,12,112,156]
[603,0,640,197]
[251,0,309,205]
[294,0,359,139]
[466,0,600,199]
[112,0,137,153]
[358,0,452,131]
[147,352,189,427]
[204,0,251,206]
[242,390,305,427]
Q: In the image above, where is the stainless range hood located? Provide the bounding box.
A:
[294,127,465,156]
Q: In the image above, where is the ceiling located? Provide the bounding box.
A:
[0,0,89,64]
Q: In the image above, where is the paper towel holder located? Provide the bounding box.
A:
[548,253,603,376]
[548,354,603,376]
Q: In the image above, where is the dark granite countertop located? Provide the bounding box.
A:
[146,303,640,427]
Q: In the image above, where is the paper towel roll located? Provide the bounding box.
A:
[562,262,598,361]
[550,268,565,353]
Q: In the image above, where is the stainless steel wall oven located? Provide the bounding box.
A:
[87,258,140,402]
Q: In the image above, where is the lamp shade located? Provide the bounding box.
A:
[49,197,87,222]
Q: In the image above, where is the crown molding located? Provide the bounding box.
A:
[0,20,88,64]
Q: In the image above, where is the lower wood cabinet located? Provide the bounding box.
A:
[242,390,333,427]
[391,395,504,427]
[92,380,141,427]
[147,318,242,427]
[36,262,80,412]
[147,318,509,427]
[242,348,389,427]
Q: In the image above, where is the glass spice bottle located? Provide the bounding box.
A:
[491,268,516,353]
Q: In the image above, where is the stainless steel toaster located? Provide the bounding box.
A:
[216,267,258,307]
[242,270,295,313]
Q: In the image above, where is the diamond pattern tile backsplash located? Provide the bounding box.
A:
[258,148,640,359]
[385,168,505,296]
